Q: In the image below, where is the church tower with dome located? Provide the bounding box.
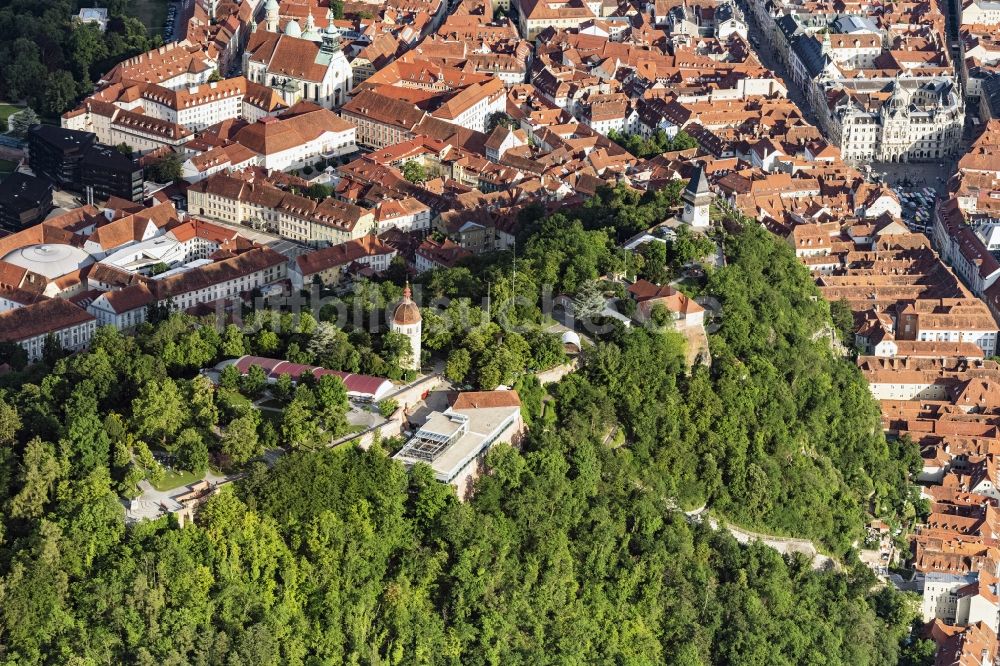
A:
[391,283,421,372]
[301,9,321,41]
[246,0,353,108]
[264,0,279,32]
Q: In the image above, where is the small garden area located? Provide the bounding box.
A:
[150,468,202,492]
[0,103,23,128]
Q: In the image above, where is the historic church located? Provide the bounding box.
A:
[242,0,354,109]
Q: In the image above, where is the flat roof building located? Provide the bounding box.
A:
[28,125,97,188]
[77,7,109,31]
[81,144,144,203]
[394,390,523,498]
[2,244,95,280]
[0,173,53,232]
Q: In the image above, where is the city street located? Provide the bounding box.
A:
[740,0,963,198]
[742,4,818,125]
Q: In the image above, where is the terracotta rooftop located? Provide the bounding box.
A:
[0,299,94,343]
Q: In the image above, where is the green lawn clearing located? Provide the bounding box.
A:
[151,468,202,492]
[259,408,283,427]
[257,398,285,409]
[0,103,23,128]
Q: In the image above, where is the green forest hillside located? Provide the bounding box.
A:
[0,213,931,664]
[0,0,158,117]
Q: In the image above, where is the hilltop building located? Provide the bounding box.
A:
[682,165,713,228]
[394,390,523,497]
[391,283,422,371]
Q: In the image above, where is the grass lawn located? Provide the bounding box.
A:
[259,408,283,426]
[673,277,704,298]
[0,159,16,175]
[151,468,202,492]
[257,398,285,409]
[129,0,169,35]
[539,314,558,327]
[331,441,359,454]
[0,103,22,128]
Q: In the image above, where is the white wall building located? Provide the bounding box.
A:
[374,198,432,233]
[963,0,1000,25]
[393,391,524,498]
[244,10,353,110]
[922,571,1000,633]
[827,79,965,164]
[0,299,97,361]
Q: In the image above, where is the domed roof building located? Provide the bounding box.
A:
[561,330,581,354]
[391,283,421,371]
[393,283,421,325]
[265,0,280,32]
[284,19,301,38]
[3,244,94,280]
[301,10,322,41]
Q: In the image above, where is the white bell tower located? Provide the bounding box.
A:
[265,0,280,32]
[391,283,422,371]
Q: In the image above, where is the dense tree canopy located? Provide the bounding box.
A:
[607,129,699,158]
[0,0,158,116]
[0,178,925,662]
[0,370,922,663]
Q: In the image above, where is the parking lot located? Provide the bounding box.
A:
[895,186,938,233]
[861,161,953,235]
[161,0,189,42]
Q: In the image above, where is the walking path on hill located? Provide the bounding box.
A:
[680,503,840,570]
[654,487,840,570]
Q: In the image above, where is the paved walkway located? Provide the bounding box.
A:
[683,505,839,570]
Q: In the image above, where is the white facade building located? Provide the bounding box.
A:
[393,391,523,498]
[244,8,353,110]
[0,299,97,361]
[963,0,1000,25]
[922,572,1000,633]
[827,79,965,163]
